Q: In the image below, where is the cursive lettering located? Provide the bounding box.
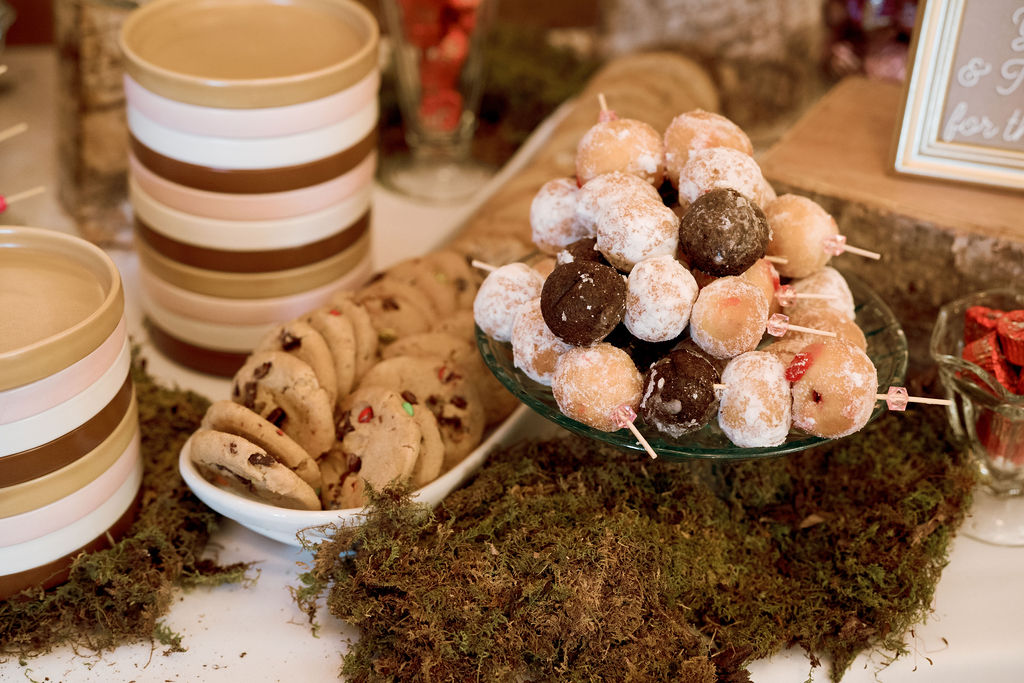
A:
[942,101,1000,141]
[998,57,1024,95]
[1005,109,1024,142]
[957,57,992,87]
[1013,7,1024,52]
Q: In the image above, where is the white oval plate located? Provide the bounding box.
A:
[179,406,529,546]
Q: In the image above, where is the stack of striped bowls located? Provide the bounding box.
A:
[0,227,139,599]
[120,0,380,376]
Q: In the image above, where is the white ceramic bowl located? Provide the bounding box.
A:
[179,407,529,546]
[126,100,377,169]
[123,69,379,139]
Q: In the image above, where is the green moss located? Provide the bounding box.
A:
[298,410,974,681]
[0,350,253,660]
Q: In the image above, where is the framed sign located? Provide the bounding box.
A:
[893,0,1024,190]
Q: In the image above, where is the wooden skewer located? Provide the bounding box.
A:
[0,122,28,144]
[766,313,837,339]
[470,259,496,273]
[596,93,616,122]
[878,387,953,411]
[613,404,657,459]
[875,394,952,406]
[1,185,46,208]
[842,243,882,260]
[3,185,46,204]
[765,255,788,265]
[785,323,836,338]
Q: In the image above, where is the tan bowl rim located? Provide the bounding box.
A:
[119,0,379,109]
[0,227,125,392]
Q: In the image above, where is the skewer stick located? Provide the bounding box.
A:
[0,186,46,212]
[877,387,952,411]
[596,92,616,122]
[613,404,657,459]
[470,259,496,273]
[0,122,28,144]
[766,313,836,339]
[775,284,837,307]
[823,234,882,260]
[842,243,883,260]
[765,255,788,265]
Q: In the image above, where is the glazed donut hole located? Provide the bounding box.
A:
[688,276,769,359]
[789,339,878,439]
[552,343,643,432]
[576,117,666,187]
[764,194,838,279]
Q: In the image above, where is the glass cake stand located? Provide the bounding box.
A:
[477,271,908,461]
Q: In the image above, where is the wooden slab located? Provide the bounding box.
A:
[760,76,1022,243]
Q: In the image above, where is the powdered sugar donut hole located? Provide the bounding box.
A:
[472,263,544,342]
[718,351,792,448]
[790,339,877,438]
[594,196,680,272]
[511,297,573,386]
[552,343,643,432]
[624,255,698,342]
[530,177,590,254]
[576,118,665,187]
[576,171,661,236]
[689,276,769,359]
[787,266,856,321]
[764,194,838,279]
[663,110,753,189]
[676,147,774,208]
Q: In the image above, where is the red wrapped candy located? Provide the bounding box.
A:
[996,309,1024,366]
[964,305,1004,344]
[962,332,1018,393]
[975,408,1024,466]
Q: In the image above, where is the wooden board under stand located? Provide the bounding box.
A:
[893,0,1024,190]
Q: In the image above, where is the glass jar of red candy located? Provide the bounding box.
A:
[931,289,1024,497]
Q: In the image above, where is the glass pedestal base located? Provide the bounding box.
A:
[962,488,1024,546]
[379,153,495,204]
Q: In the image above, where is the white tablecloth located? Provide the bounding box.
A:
[2,46,1024,683]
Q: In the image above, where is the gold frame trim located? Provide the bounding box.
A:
[892,0,1024,190]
